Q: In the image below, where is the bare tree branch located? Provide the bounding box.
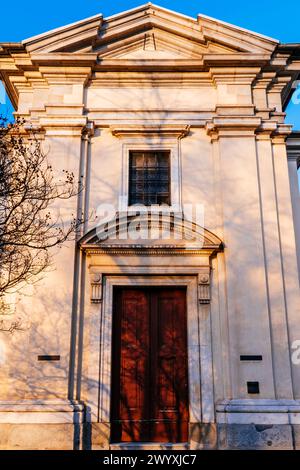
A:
[0,117,83,304]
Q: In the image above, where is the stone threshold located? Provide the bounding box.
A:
[110,442,189,450]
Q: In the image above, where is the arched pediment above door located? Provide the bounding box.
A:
[79,212,223,256]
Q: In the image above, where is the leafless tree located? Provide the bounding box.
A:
[0,117,82,303]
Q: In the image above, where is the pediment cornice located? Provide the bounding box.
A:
[9,4,279,57]
[0,3,298,109]
[22,14,103,53]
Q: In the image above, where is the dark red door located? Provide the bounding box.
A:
[111,288,189,443]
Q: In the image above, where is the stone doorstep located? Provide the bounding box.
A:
[110,443,189,450]
[84,423,217,450]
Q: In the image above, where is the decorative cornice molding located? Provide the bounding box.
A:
[252,72,277,90]
[255,121,278,139]
[84,247,219,256]
[197,12,278,51]
[89,71,212,87]
[204,55,270,67]
[110,124,190,139]
[207,119,292,141]
[22,15,103,53]
[206,116,261,139]
[267,76,292,94]
[271,124,293,142]
[210,67,262,86]
[0,4,297,112]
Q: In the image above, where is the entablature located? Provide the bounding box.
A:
[1,4,299,117]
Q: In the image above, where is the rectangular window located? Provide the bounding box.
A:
[129,151,171,206]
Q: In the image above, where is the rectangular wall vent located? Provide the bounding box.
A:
[37,355,60,361]
[240,355,263,361]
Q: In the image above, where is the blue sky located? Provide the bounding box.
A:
[0,0,299,127]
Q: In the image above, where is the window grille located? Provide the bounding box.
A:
[129,151,171,206]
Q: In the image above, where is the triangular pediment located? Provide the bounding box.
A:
[22,3,278,58]
[93,27,237,60]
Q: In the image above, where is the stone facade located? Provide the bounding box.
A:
[0,3,300,449]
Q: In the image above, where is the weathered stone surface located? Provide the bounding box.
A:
[189,423,217,449]
[218,424,294,450]
[82,422,110,450]
[292,424,300,450]
[0,423,79,450]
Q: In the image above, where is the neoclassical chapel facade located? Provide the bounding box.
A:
[1,3,300,449]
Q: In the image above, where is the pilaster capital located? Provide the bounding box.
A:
[37,66,93,86]
[206,116,261,140]
[35,116,88,136]
[209,67,261,86]
[267,76,291,95]
[271,124,293,144]
[255,121,277,140]
[252,72,277,90]
[254,122,293,143]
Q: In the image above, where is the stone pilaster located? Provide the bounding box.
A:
[207,116,275,400]
[272,129,300,398]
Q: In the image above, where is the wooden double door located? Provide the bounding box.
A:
[111,287,189,443]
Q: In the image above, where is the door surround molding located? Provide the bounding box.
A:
[101,276,200,425]
[79,227,222,442]
[86,274,215,433]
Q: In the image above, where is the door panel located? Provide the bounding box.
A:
[152,290,188,442]
[111,289,150,442]
[111,287,188,443]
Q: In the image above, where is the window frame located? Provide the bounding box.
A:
[128,150,171,206]
[120,140,182,212]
